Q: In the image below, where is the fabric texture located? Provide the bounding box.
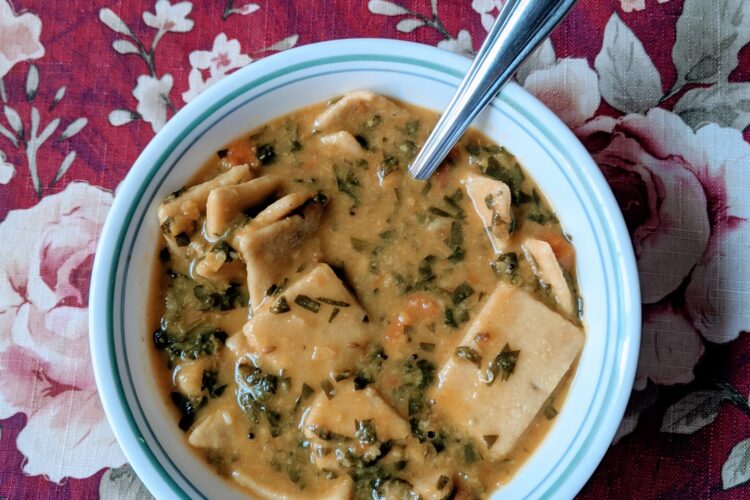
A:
[0,0,749,498]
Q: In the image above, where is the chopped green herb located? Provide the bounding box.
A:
[484,193,496,209]
[294,383,314,412]
[155,325,228,364]
[355,419,378,445]
[354,345,387,390]
[452,282,475,305]
[466,143,481,156]
[528,208,558,225]
[491,252,519,279]
[405,119,420,136]
[378,156,400,180]
[237,364,279,403]
[321,379,336,400]
[160,216,174,234]
[398,140,417,157]
[170,392,205,431]
[415,255,437,289]
[279,372,291,392]
[266,410,282,437]
[443,189,465,217]
[294,294,321,313]
[444,308,458,328]
[365,114,382,128]
[271,296,291,314]
[290,139,302,152]
[379,229,396,241]
[420,180,432,195]
[351,237,369,252]
[455,346,482,366]
[221,283,245,311]
[429,206,454,218]
[328,307,340,323]
[485,155,525,204]
[256,143,276,165]
[201,370,226,398]
[543,396,559,419]
[458,308,470,324]
[335,167,360,203]
[419,342,436,352]
[437,475,450,490]
[464,442,481,464]
[527,191,559,225]
[315,297,350,308]
[175,232,190,247]
[407,396,423,417]
[447,246,465,263]
[485,343,520,384]
[483,435,499,448]
[444,219,465,264]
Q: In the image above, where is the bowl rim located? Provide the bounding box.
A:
[90,37,640,500]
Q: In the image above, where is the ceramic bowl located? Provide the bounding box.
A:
[90,38,640,499]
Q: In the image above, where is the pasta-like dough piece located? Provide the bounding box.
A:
[251,192,310,227]
[431,282,583,460]
[312,90,404,133]
[243,264,372,388]
[158,164,252,236]
[465,173,513,254]
[303,380,410,442]
[235,197,326,309]
[522,238,575,316]
[188,409,235,449]
[174,358,209,397]
[205,175,282,238]
[303,379,410,471]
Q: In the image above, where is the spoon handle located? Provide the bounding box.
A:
[408,0,578,180]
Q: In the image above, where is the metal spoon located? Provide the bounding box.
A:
[408,0,578,180]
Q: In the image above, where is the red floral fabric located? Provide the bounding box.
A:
[1,0,749,498]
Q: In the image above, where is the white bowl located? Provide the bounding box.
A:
[90,38,640,500]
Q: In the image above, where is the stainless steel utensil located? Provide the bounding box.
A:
[408,0,578,180]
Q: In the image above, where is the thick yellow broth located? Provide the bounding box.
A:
[149,94,583,499]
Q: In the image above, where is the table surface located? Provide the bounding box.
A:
[1,0,749,498]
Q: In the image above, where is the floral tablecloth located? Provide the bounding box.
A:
[1,0,749,498]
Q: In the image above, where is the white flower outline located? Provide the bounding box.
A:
[143,0,194,48]
[133,74,174,132]
[182,33,252,104]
